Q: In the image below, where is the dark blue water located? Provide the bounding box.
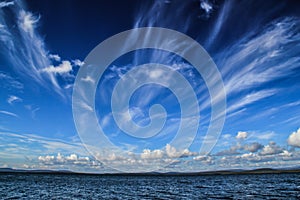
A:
[1,173,300,199]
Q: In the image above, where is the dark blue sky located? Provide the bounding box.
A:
[26,0,139,60]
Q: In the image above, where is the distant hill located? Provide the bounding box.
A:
[0,168,74,174]
[1,167,300,176]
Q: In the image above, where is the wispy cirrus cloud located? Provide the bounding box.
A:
[0,110,18,118]
[213,17,300,120]
[7,95,22,105]
[226,89,277,115]
[0,3,57,93]
[0,72,24,90]
[0,1,14,8]
[220,17,300,95]
[236,131,248,140]
[205,0,232,48]
[0,131,88,159]
[0,1,83,98]
[48,54,61,62]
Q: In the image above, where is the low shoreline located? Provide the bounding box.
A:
[1,167,300,176]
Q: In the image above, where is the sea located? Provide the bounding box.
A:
[0,173,300,199]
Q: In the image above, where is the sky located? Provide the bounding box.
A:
[0,0,300,173]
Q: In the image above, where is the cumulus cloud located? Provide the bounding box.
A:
[49,54,61,62]
[166,144,197,158]
[215,145,241,156]
[91,144,197,169]
[260,141,283,155]
[216,141,264,156]
[141,149,164,159]
[73,59,85,67]
[279,150,292,158]
[37,153,103,169]
[243,142,263,153]
[193,155,214,164]
[3,129,300,172]
[287,128,300,148]
[41,61,73,75]
[7,95,22,105]
[236,131,248,140]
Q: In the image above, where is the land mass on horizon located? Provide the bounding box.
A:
[1,167,300,176]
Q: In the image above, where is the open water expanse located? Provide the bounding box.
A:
[0,173,300,199]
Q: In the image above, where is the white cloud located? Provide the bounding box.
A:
[38,155,55,163]
[227,89,277,114]
[64,84,73,89]
[243,142,263,153]
[3,129,300,172]
[94,144,197,170]
[200,0,213,14]
[0,110,18,118]
[279,150,292,158]
[81,75,95,84]
[260,141,283,155]
[205,0,232,47]
[0,4,64,96]
[222,18,300,95]
[73,59,85,67]
[236,131,248,140]
[149,68,164,79]
[215,145,240,156]
[18,10,40,37]
[25,105,40,119]
[254,132,276,140]
[0,131,89,159]
[215,17,300,121]
[141,149,164,159]
[38,153,92,166]
[0,1,14,8]
[0,2,81,98]
[79,101,93,112]
[216,141,264,156]
[222,134,232,140]
[287,128,300,148]
[41,61,73,75]
[0,72,24,90]
[193,155,214,164]
[7,95,22,105]
[49,54,61,62]
[166,144,196,158]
